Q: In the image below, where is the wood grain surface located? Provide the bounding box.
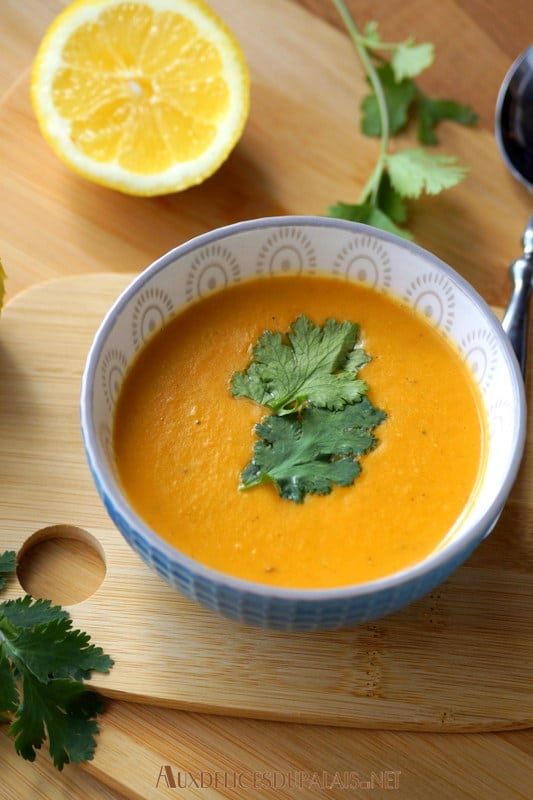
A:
[2,700,533,800]
[1,1,532,798]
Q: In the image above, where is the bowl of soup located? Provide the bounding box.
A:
[80,216,526,630]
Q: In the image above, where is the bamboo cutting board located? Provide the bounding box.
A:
[1,273,532,732]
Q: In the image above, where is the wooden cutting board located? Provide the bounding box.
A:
[3,701,532,800]
[1,273,532,732]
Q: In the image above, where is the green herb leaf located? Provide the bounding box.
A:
[328,172,412,238]
[376,171,409,223]
[0,550,17,590]
[1,595,69,629]
[0,654,18,715]
[2,614,114,682]
[327,200,413,239]
[386,147,468,197]
[9,673,104,770]
[391,40,434,81]
[0,550,114,771]
[231,315,370,414]
[241,399,386,503]
[361,64,416,137]
[417,93,478,145]
[361,20,382,48]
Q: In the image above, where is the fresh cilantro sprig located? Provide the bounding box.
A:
[0,550,113,770]
[231,316,386,502]
[328,2,478,238]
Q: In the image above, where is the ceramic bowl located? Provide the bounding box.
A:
[80,216,526,630]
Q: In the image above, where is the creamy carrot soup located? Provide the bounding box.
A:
[113,275,486,589]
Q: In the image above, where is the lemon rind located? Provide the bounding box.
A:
[30,0,250,196]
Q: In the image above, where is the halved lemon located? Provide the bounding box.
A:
[31,0,249,196]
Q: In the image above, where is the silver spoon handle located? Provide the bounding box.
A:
[501,215,533,379]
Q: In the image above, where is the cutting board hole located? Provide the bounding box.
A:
[17,525,106,605]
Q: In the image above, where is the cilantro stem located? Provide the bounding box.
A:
[330,0,390,204]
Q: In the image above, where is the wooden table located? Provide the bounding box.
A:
[1,2,532,798]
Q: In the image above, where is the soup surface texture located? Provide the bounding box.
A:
[113,275,486,589]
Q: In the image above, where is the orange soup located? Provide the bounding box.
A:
[113,275,486,589]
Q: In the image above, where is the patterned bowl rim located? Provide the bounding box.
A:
[81,215,527,600]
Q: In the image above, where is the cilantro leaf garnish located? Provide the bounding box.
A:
[0,550,17,590]
[232,316,386,502]
[0,551,113,770]
[328,2,477,238]
[241,400,386,503]
[231,315,369,414]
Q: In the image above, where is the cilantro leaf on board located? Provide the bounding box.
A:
[0,550,17,590]
[361,68,478,145]
[8,673,104,770]
[391,40,434,81]
[0,595,70,629]
[231,315,370,414]
[1,614,114,682]
[0,655,18,717]
[361,64,416,137]
[241,399,386,503]
[361,20,382,48]
[327,200,412,240]
[376,171,409,223]
[417,94,478,145]
[0,551,114,771]
[386,148,469,197]
[328,172,411,239]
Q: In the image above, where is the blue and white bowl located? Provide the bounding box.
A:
[80,216,526,630]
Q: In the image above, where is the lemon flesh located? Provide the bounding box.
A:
[31,0,249,195]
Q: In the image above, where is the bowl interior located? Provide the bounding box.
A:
[83,217,525,582]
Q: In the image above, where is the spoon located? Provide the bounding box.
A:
[495,45,533,378]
